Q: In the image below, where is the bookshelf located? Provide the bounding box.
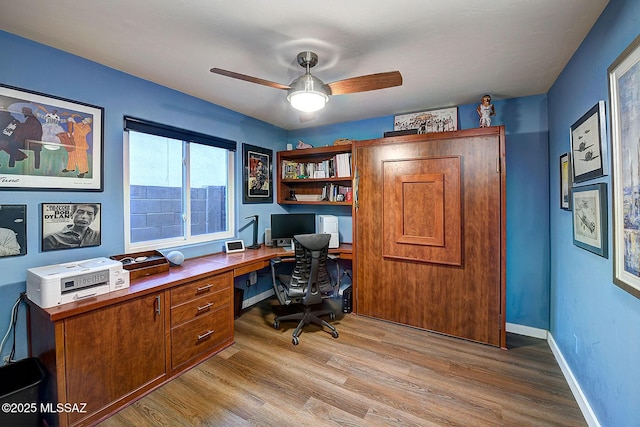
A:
[276,144,353,205]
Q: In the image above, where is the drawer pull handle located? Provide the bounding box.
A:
[196,302,213,313]
[196,284,212,293]
[197,330,214,341]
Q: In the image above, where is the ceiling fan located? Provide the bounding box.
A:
[210,51,402,114]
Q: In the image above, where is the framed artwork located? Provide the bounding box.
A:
[570,100,607,183]
[394,107,458,133]
[560,153,572,210]
[608,34,640,298]
[0,84,104,191]
[572,183,608,258]
[0,204,27,257]
[41,203,101,251]
[242,143,273,204]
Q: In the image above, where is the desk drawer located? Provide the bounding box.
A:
[171,272,231,307]
[171,305,231,369]
[171,290,229,328]
[233,260,269,277]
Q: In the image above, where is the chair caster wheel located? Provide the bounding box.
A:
[273,321,280,329]
[329,313,336,320]
[292,336,299,345]
[331,330,339,339]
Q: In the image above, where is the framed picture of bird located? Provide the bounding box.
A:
[570,100,607,183]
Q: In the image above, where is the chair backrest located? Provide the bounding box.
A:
[292,233,332,306]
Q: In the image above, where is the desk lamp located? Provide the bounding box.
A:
[245,215,261,249]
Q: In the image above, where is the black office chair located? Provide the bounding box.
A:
[270,233,339,345]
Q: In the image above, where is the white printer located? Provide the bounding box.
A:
[27,257,129,308]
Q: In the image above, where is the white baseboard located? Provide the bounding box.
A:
[547,333,601,427]
[241,288,274,309]
[506,322,548,339]
[506,323,599,426]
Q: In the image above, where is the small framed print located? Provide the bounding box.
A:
[42,203,101,251]
[570,101,607,183]
[572,183,607,258]
[0,204,27,257]
[393,107,458,133]
[242,143,273,204]
[560,153,572,210]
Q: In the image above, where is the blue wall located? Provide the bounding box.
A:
[2,2,638,422]
[0,30,287,360]
[289,94,551,330]
[547,0,640,425]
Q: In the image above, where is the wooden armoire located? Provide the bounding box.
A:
[353,126,506,348]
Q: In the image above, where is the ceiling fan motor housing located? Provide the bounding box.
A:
[297,51,318,69]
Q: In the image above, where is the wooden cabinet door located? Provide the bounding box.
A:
[63,292,166,425]
[354,127,506,347]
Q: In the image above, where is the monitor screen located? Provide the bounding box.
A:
[270,213,316,247]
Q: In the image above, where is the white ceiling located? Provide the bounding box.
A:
[0,0,609,130]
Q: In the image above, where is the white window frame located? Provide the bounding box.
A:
[123,131,235,252]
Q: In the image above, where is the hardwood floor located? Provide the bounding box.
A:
[99,297,586,426]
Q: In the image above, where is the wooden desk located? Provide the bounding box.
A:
[26,243,352,427]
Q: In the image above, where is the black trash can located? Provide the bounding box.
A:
[0,357,46,427]
[234,287,244,318]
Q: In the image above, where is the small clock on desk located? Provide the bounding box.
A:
[224,240,246,253]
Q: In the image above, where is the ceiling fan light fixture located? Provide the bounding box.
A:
[287,74,329,113]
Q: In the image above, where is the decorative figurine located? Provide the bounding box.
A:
[477,94,495,127]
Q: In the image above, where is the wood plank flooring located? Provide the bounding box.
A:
[99,297,586,426]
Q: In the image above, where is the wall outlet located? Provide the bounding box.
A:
[249,271,257,285]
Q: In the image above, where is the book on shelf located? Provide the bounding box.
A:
[322,183,353,202]
[281,152,350,180]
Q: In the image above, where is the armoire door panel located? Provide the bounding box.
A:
[382,156,461,265]
[355,128,506,348]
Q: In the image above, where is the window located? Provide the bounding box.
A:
[124,117,236,252]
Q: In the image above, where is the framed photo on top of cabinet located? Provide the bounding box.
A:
[559,152,572,210]
[572,183,607,258]
[41,203,101,251]
[0,83,104,191]
[570,100,607,183]
[242,143,273,204]
[608,34,640,298]
[393,107,458,133]
[0,204,27,257]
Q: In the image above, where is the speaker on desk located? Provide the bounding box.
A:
[265,228,273,247]
[342,285,352,313]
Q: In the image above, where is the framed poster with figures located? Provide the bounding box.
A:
[242,143,273,204]
[0,84,103,191]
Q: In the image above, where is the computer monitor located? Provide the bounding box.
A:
[270,213,316,247]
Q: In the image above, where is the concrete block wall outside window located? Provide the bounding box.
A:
[130,185,226,242]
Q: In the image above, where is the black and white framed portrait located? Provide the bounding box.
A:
[0,204,26,257]
[41,202,101,251]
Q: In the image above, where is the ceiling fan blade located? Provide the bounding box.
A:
[210,68,290,90]
[326,71,402,95]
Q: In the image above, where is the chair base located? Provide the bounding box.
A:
[273,305,339,345]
